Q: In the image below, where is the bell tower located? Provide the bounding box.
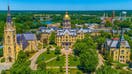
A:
[3,2,17,62]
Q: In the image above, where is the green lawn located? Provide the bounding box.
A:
[47,56,65,66]
[46,69,65,74]
[37,51,57,64]
[112,61,128,68]
[69,55,80,66]
[69,69,83,74]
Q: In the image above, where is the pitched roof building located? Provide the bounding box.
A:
[105,32,130,63]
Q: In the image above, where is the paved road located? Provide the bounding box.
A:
[65,50,69,74]
[30,49,47,70]
[45,55,62,63]
[46,66,77,69]
[96,50,104,69]
[0,63,12,73]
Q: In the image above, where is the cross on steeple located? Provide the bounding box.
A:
[7,0,12,23]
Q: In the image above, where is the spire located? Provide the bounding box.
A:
[103,12,106,18]
[112,10,115,18]
[120,28,125,41]
[117,28,124,48]
[6,0,12,23]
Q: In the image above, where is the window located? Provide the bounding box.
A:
[120,56,122,58]
[121,50,124,54]
[126,56,128,58]
[123,56,124,58]
[7,36,10,43]
[8,47,11,54]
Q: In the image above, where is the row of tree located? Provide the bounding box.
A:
[73,34,98,73]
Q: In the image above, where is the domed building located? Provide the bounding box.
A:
[63,12,71,29]
[39,11,93,49]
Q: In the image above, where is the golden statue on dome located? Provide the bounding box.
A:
[64,11,70,20]
[63,11,71,29]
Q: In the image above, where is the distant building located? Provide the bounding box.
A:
[47,23,61,29]
[104,32,130,63]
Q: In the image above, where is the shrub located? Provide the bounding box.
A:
[1,58,5,63]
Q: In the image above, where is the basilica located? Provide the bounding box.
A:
[3,5,38,62]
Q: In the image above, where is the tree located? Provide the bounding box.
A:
[10,50,31,74]
[59,66,63,72]
[105,21,113,27]
[74,35,98,73]
[96,65,119,74]
[79,50,98,73]
[55,46,61,55]
[0,21,4,42]
[56,55,60,61]
[49,32,56,44]
[1,70,6,74]
[47,48,50,54]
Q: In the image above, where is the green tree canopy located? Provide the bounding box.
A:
[49,32,56,44]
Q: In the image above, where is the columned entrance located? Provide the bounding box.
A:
[62,42,71,50]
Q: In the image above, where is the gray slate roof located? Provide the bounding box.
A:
[17,33,37,50]
[106,38,130,48]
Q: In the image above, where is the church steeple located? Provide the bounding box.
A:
[6,0,12,24]
[3,0,17,63]
[120,29,125,41]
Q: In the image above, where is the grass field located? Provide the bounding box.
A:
[47,55,65,66]
[46,68,65,74]
[69,69,83,74]
[37,50,57,64]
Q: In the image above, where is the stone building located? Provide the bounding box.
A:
[3,5,38,63]
[3,5,19,62]
[17,33,38,52]
[104,33,130,63]
[39,12,90,49]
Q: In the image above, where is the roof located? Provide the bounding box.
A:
[39,27,55,33]
[23,34,36,41]
[17,33,37,50]
[106,38,130,48]
[57,29,77,36]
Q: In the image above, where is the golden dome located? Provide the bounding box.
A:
[64,12,70,20]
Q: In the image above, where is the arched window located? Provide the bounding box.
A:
[8,47,11,54]
[7,36,10,43]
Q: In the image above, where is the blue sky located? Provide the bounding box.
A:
[0,0,132,10]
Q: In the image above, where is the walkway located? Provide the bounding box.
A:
[45,55,62,63]
[0,63,12,73]
[96,50,104,69]
[65,50,69,74]
[30,49,47,70]
[46,66,77,69]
